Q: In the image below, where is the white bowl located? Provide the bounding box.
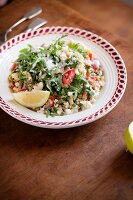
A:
[0,26,127,128]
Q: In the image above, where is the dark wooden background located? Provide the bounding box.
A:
[0,0,133,200]
[60,0,133,45]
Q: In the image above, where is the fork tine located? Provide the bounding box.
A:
[27,18,47,31]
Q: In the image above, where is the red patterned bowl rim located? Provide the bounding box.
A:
[0,26,127,128]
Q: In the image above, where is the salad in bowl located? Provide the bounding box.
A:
[8,35,104,117]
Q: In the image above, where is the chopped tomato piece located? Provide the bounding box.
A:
[62,69,75,86]
[86,74,96,81]
[44,96,55,109]
[18,88,27,92]
[89,75,99,87]
[93,66,97,71]
[89,74,96,81]
[88,52,93,60]
[86,74,89,80]
[11,63,17,72]
[49,96,55,107]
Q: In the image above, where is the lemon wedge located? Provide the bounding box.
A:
[124,122,133,154]
[13,90,50,108]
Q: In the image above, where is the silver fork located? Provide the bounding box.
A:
[26,18,47,31]
[0,6,42,44]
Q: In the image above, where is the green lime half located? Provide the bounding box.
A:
[124,122,133,154]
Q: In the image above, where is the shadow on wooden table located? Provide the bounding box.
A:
[0,109,97,151]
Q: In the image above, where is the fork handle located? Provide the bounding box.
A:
[7,17,26,33]
[7,6,42,32]
[5,6,42,40]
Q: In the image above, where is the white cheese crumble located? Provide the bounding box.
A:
[84,58,92,66]
[65,109,72,115]
[60,52,68,61]
[68,92,73,96]
[92,60,100,69]
[33,82,43,90]
[45,59,55,71]
[80,100,92,109]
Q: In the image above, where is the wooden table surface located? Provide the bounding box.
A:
[0,0,133,200]
[60,0,133,44]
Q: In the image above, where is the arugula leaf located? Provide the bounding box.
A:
[73,74,88,86]
[69,42,87,56]
[65,58,79,68]
[83,85,95,96]
[44,107,57,117]
[18,71,27,85]
[47,35,67,61]
[45,73,62,94]
[69,43,79,50]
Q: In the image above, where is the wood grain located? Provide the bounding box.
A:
[60,0,133,45]
[0,0,133,200]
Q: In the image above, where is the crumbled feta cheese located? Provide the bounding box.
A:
[75,68,80,75]
[68,92,73,96]
[80,100,92,109]
[46,59,55,71]
[84,58,92,66]
[56,51,61,56]
[92,60,100,69]
[60,52,67,61]
[39,71,42,77]
[62,46,69,52]
[57,107,63,115]
[72,105,79,113]
[65,109,71,115]
[33,82,43,90]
